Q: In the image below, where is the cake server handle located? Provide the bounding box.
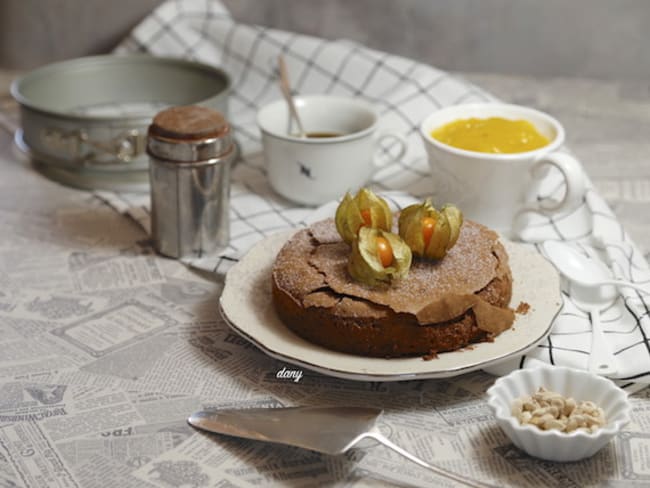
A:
[360,430,492,488]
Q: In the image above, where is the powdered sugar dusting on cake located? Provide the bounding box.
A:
[272,228,326,298]
[308,220,501,318]
[310,218,342,244]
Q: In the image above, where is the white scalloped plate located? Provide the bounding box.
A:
[220,230,562,381]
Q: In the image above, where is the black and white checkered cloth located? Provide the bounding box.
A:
[97,0,650,384]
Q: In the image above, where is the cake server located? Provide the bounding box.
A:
[188,406,490,487]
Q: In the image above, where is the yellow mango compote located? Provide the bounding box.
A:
[431,117,550,154]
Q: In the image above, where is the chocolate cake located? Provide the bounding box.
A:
[271,218,514,358]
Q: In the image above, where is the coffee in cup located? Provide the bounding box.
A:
[257,95,407,205]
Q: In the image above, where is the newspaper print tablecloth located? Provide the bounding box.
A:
[1,1,650,487]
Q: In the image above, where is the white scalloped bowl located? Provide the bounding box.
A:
[486,367,631,462]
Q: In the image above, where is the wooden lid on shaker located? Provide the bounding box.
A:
[149,105,230,141]
[147,105,234,162]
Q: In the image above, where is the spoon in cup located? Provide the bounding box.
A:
[277,54,306,138]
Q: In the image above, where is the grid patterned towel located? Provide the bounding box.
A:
[98,0,650,383]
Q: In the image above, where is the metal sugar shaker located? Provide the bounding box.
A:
[147,105,235,259]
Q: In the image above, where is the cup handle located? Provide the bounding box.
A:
[513,151,587,238]
[373,132,408,167]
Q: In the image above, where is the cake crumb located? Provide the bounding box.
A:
[516,301,531,315]
[422,350,439,361]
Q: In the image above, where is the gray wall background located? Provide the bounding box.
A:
[225,0,650,81]
[1,0,649,80]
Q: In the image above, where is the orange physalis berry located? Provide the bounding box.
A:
[335,189,392,244]
[360,208,372,228]
[421,216,436,249]
[376,236,393,268]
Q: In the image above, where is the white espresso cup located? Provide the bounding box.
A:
[420,103,586,238]
[257,95,407,205]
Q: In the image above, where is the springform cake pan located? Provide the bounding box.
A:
[11,54,231,190]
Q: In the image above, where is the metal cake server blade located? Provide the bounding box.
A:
[188,406,489,488]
